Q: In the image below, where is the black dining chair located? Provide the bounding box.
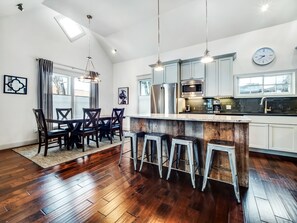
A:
[56,108,72,145]
[32,108,69,156]
[74,108,101,152]
[56,108,73,130]
[99,108,124,144]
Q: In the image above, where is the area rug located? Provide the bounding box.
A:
[13,137,126,169]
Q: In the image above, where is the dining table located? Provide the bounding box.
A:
[46,115,113,148]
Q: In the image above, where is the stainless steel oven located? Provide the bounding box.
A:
[181,79,204,97]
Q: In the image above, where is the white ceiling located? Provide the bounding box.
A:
[1,0,297,63]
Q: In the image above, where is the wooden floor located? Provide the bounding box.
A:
[0,145,296,223]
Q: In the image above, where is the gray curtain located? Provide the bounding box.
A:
[38,59,53,128]
[90,82,99,108]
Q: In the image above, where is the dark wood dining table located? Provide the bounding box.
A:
[46,116,113,148]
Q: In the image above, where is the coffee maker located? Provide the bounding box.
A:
[213,99,221,113]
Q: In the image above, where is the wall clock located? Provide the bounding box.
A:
[252,47,275,65]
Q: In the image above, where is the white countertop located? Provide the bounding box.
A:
[128,113,251,123]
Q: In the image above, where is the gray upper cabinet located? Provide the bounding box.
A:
[205,56,234,97]
[205,60,218,97]
[219,57,233,96]
[153,69,164,85]
[181,60,204,80]
[181,62,191,80]
[164,63,179,83]
[151,60,180,85]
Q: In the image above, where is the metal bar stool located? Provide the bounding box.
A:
[201,139,240,203]
[139,133,169,178]
[118,131,145,170]
[166,135,201,188]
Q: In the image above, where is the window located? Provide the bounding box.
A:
[52,71,90,118]
[137,76,151,114]
[54,15,86,42]
[235,71,295,97]
[139,79,151,96]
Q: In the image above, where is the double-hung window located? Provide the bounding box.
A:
[235,71,296,97]
[52,69,90,118]
[137,75,151,114]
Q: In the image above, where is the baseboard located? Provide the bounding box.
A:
[249,147,297,158]
[0,139,38,150]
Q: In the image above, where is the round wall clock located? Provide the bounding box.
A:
[252,47,275,65]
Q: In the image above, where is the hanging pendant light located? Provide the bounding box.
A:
[201,0,214,64]
[154,0,164,71]
[79,15,101,83]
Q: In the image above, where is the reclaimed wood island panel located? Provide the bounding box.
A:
[129,113,251,188]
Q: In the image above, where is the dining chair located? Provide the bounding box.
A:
[56,108,72,146]
[56,108,73,130]
[99,108,124,144]
[32,108,69,156]
[74,108,101,152]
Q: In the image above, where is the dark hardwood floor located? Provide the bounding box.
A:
[0,145,296,223]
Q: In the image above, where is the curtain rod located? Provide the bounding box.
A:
[36,58,85,72]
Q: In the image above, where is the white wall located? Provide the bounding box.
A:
[0,6,113,150]
[113,20,297,120]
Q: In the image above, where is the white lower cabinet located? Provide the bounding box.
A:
[249,123,269,149]
[247,116,297,154]
[269,124,297,153]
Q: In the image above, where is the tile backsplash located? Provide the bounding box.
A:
[185,97,297,114]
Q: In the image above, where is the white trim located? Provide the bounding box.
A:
[250,147,297,158]
[137,73,152,80]
[0,139,37,150]
[53,66,83,78]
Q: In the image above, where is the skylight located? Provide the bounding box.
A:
[54,15,86,42]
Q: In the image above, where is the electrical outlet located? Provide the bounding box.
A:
[226,105,232,110]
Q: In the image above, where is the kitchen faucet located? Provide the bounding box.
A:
[260,97,272,114]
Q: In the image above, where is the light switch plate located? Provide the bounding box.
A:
[226,105,232,110]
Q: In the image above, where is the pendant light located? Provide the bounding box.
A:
[201,0,214,63]
[79,15,101,83]
[154,0,164,71]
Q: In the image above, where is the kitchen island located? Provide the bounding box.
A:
[129,113,251,187]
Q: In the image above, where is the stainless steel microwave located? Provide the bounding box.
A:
[181,79,204,97]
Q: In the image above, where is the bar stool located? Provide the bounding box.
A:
[166,135,201,188]
[201,139,240,203]
[118,131,145,170]
[139,133,169,178]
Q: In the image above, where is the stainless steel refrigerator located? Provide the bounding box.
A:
[151,83,177,114]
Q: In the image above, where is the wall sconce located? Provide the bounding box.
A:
[16,3,24,11]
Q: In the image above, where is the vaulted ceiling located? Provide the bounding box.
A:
[1,0,297,63]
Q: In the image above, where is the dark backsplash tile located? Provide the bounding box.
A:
[185,97,297,114]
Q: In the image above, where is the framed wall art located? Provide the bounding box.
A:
[3,75,27,95]
[118,87,129,105]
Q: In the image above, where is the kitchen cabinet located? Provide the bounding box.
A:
[151,60,180,85]
[181,60,204,80]
[246,116,297,155]
[205,57,234,97]
[249,123,269,149]
[269,124,297,153]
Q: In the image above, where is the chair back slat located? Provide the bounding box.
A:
[83,108,101,130]
[33,109,47,133]
[56,108,73,120]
